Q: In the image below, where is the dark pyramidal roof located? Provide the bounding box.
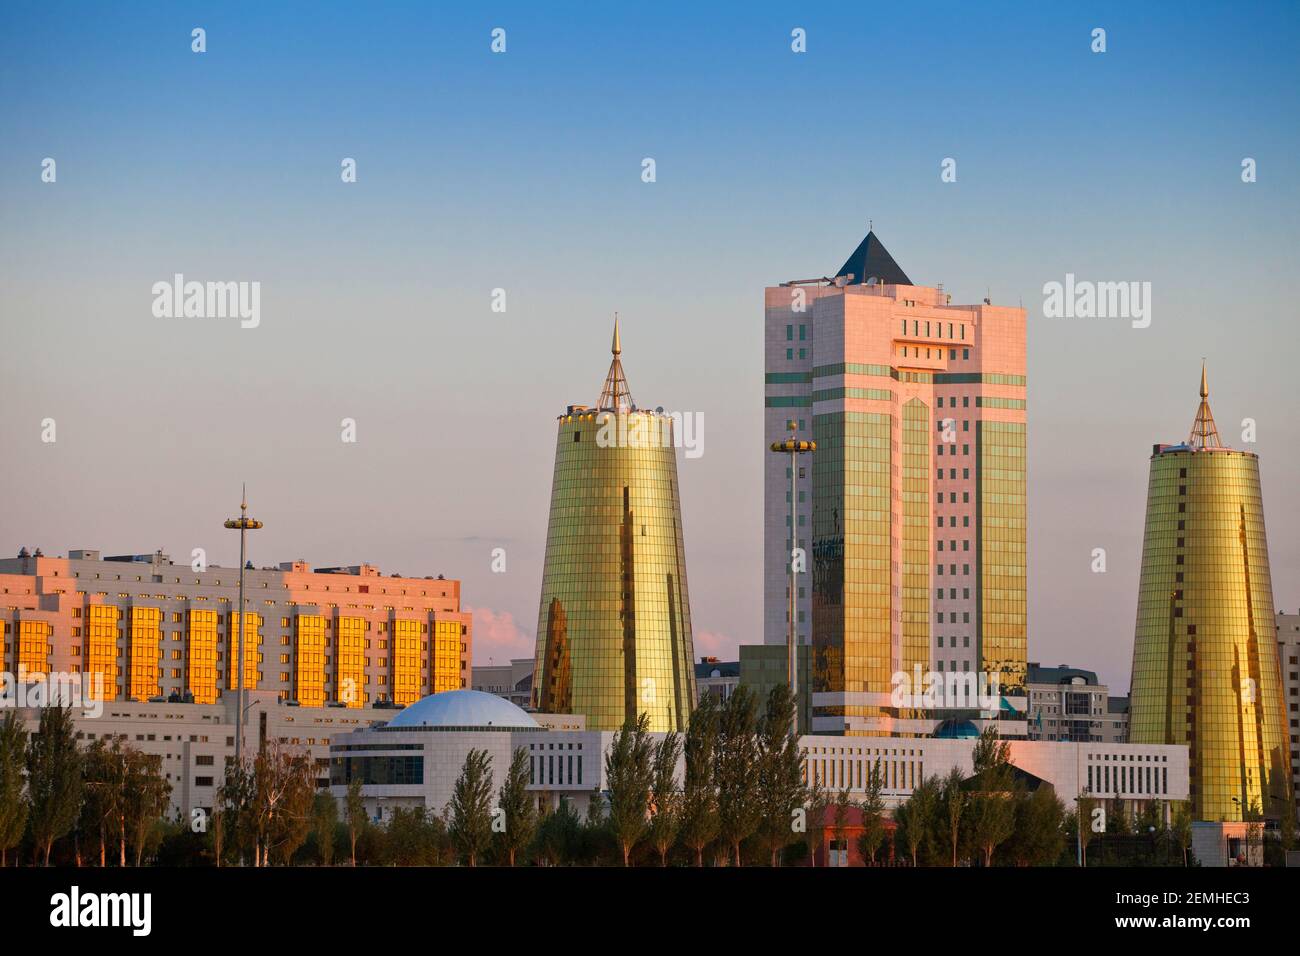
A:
[834,230,912,286]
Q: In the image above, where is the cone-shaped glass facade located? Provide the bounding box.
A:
[1129,368,1290,821]
[532,322,696,731]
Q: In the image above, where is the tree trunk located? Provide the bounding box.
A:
[43,838,53,866]
[351,831,357,867]
[693,845,702,867]
[622,845,630,867]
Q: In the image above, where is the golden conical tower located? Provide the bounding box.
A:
[533,319,695,732]
[1129,366,1289,821]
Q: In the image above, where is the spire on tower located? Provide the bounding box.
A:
[597,315,634,411]
[1188,360,1222,449]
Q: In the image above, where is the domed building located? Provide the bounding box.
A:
[330,689,625,821]
[384,689,542,731]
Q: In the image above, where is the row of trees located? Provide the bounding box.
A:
[430,687,1208,867]
[0,693,1233,866]
[0,708,173,867]
[0,706,338,867]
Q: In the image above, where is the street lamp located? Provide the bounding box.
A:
[769,419,815,734]
[224,486,263,766]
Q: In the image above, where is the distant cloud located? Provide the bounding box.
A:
[693,629,738,662]
[466,606,533,666]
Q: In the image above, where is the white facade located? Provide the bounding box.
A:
[800,735,1188,813]
[332,707,1188,821]
[9,690,391,819]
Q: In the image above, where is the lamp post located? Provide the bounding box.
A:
[224,486,263,766]
[769,419,815,734]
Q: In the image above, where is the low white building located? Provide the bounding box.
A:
[329,690,615,820]
[800,734,1188,816]
[332,690,1189,824]
[10,689,391,819]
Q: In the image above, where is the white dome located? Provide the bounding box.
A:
[384,689,540,730]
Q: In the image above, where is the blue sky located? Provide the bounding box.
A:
[2,1,1298,687]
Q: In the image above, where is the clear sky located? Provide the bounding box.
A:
[2,1,1298,690]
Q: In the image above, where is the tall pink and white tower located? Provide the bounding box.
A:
[763,231,1027,736]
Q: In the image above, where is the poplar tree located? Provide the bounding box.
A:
[311,791,339,866]
[605,712,654,866]
[0,712,29,866]
[714,686,760,866]
[497,747,536,866]
[939,766,967,867]
[345,779,366,866]
[678,694,720,866]
[755,684,804,866]
[26,705,83,865]
[895,774,939,867]
[856,759,887,865]
[647,730,682,866]
[448,748,494,866]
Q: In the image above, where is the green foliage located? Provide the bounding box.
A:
[605,712,655,866]
[496,747,537,866]
[803,776,830,867]
[938,766,966,867]
[124,751,172,866]
[0,712,28,867]
[893,774,939,866]
[249,744,316,866]
[384,806,450,865]
[581,789,615,864]
[647,730,682,866]
[971,726,1011,779]
[25,706,83,865]
[1002,784,1066,866]
[856,760,887,865]
[448,748,494,866]
[311,792,339,866]
[714,685,760,866]
[345,779,367,866]
[678,694,720,866]
[968,728,1017,866]
[534,797,583,866]
[755,683,804,866]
